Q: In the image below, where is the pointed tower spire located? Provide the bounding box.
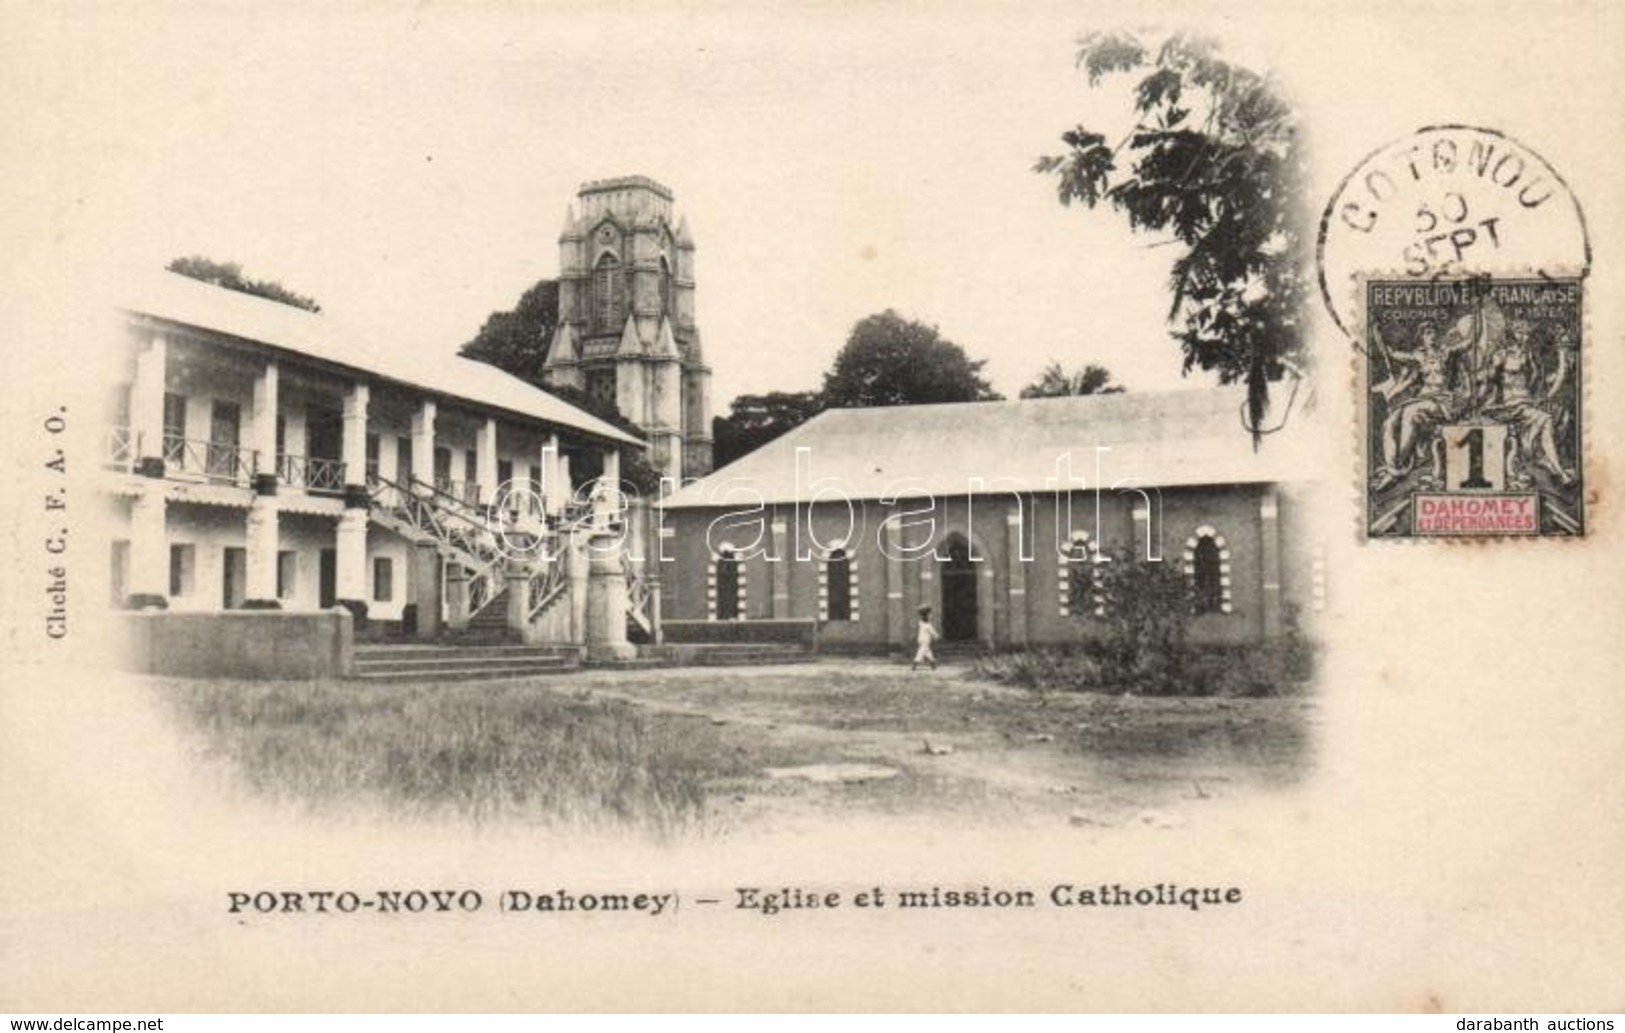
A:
[675,215,694,248]
[559,204,580,240]
[652,316,680,358]
[616,313,643,356]
[543,323,578,368]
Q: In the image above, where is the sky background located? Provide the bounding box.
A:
[12,3,1607,412]
[13,4,1241,410]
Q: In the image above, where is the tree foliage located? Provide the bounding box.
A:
[1092,546,1194,691]
[711,390,826,469]
[821,310,1002,408]
[1035,32,1309,441]
[1020,361,1125,398]
[167,256,321,313]
[452,281,658,490]
[457,278,559,385]
[709,310,1001,467]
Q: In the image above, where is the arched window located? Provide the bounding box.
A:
[1182,526,1232,615]
[592,253,625,333]
[658,256,673,319]
[820,546,858,622]
[710,546,746,621]
[1059,532,1104,618]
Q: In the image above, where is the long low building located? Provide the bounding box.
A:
[657,389,1324,649]
[103,269,643,642]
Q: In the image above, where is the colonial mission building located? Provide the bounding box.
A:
[660,390,1322,650]
[103,174,1317,670]
[105,264,643,653]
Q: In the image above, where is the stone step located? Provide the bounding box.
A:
[582,656,668,670]
[356,644,571,662]
[350,662,580,683]
[355,654,574,674]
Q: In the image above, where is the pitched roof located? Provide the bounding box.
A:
[666,387,1317,508]
[120,270,641,446]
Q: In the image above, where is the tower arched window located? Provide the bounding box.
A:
[592,253,625,333]
[658,256,673,319]
[1182,526,1232,615]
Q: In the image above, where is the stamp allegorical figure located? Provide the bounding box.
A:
[1364,277,1584,538]
[1478,319,1576,487]
[1371,320,1476,490]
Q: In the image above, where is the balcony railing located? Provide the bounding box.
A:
[163,435,258,484]
[278,453,347,494]
[434,479,483,508]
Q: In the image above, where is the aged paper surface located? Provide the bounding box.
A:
[2,0,1622,1013]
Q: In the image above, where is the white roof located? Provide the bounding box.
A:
[120,270,641,446]
[667,387,1317,508]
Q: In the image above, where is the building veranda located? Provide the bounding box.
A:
[105,268,655,675]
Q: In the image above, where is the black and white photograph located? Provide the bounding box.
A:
[2,0,1623,1016]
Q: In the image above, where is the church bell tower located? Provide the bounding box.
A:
[541,176,713,484]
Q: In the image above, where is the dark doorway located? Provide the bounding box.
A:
[715,550,741,621]
[319,548,337,608]
[306,412,342,462]
[222,547,246,609]
[207,401,241,479]
[826,548,852,622]
[940,534,978,641]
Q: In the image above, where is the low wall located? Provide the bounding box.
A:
[121,610,355,680]
[660,618,819,647]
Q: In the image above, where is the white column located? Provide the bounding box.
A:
[250,360,279,491]
[540,434,563,516]
[559,453,574,510]
[410,399,436,488]
[336,509,368,607]
[593,448,622,529]
[128,489,167,605]
[475,416,498,506]
[245,502,279,603]
[245,358,282,605]
[1260,487,1283,638]
[342,382,370,493]
[131,333,167,474]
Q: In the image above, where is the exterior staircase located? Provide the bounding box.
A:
[455,587,514,642]
[352,642,581,683]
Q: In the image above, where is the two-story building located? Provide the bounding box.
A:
[104,269,645,652]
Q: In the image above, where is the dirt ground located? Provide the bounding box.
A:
[560,659,1317,835]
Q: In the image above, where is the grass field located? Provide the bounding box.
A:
[153,661,1314,837]
[155,677,751,836]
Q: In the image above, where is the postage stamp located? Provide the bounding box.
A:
[1361,275,1584,539]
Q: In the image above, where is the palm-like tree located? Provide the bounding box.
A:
[1019,361,1125,399]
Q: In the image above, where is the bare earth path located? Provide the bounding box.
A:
[558,659,1317,835]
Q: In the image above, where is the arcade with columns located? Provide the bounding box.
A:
[105,267,652,661]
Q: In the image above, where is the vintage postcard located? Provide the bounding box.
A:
[2,0,1622,1015]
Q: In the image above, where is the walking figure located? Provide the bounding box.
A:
[911,605,939,671]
